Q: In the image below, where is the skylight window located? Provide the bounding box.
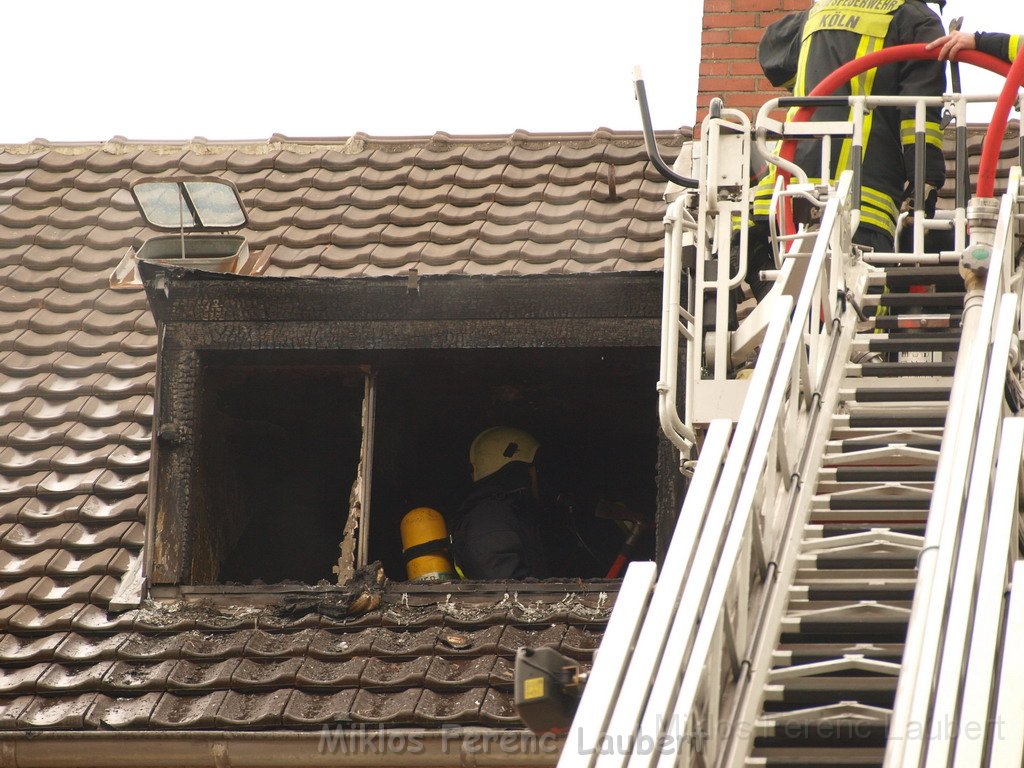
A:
[132,179,247,231]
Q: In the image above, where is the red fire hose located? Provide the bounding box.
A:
[775,44,1017,237]
[977,51,1024,197]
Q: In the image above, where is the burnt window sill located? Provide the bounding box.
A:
[148,578,622,609]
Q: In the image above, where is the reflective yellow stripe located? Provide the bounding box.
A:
[900,119,915,144]
[1010,35,1020,63]
[860,185,898,218]
[857,36,883,170]
[837,35,874,176]
[859,207,895,236]
[795,28,813,97]
[900,120,943,150]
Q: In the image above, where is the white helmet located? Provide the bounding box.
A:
[469,427,539,482]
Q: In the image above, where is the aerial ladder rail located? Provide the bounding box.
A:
[541,49,1024,768]
[562,169,868,768]
[885,168,1024,768]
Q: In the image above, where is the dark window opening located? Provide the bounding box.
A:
[191,360,366,585]
[368,348,659,581]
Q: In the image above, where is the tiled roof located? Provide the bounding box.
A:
[0,129,687,281]
[0,122,1018,740]
[0,129,680,737]
[0,586,610,730]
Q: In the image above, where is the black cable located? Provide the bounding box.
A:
[634,76,699,189]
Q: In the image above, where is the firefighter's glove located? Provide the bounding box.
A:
[900,184,940,219]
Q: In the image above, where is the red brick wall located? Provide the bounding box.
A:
[697,0,808,126]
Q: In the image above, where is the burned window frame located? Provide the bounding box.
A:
[138,263,673,597]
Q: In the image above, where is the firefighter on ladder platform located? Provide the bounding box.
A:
[742,0,949,302]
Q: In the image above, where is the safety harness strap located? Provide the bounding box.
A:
[401,537,451,564]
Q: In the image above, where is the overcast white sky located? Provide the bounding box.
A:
[2,0,1017,143]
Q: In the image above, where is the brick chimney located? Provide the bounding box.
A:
[697,0,808,126]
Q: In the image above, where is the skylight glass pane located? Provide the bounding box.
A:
[184,181,246,228]
[134,182,196,229]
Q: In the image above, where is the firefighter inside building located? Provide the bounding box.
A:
[448,427,549,580]
[398,426,648,581]
[738,0,949,306]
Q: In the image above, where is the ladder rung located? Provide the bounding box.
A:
[872,313,959,330]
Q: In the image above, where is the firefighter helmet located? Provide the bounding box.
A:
[469,427,539,482]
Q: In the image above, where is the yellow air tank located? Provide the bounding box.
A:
[400,507,456,581]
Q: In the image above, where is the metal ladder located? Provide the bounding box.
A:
[558,89,1024,768]
[740,264,964,767]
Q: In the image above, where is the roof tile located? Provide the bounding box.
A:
[73,168,130,193]
[18,496,89,525]
[0,632,66,663]
[116,634,185,662]
[54,632,128,663]
[243,629,316,658]
[30,168,81,192]
[295,657,367,688]
[36,152,87,173]
[31,307,92,334]
[489,656,514,686]
[0,695,35,728]
[0,548,59,577]
[62,187,115,211]
[46,548,130,578]
[85,692,161,728]
[37,661,115,692]
[71,604,137,632]
[177,630,253,660]
[462,145,513,168]
[478,688,518,724]
[18,692,97,729]
[360,656,431,689]
[231,658,303,689]
[0,663,48,695]
[7,265,66,291]
[151,690,228,728]
[424,656,496,689]
[350,688,421,724]
[0,150,46,170]
[0,206,50,228]
[216,689,291,727]
[266,167,319,192]
[453,164,505,188]
[79,496,146,525]
[130,151,178,174]
[102,660,176,692]
[434,625,503,656]
[282,689,357,725]
[83,149,140,173]
[226,150,278,172]
[178,151,233,175]
[11,187,64,209]
[167,659,241,690]
[349,185,402,208]
[414,687,485,724]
